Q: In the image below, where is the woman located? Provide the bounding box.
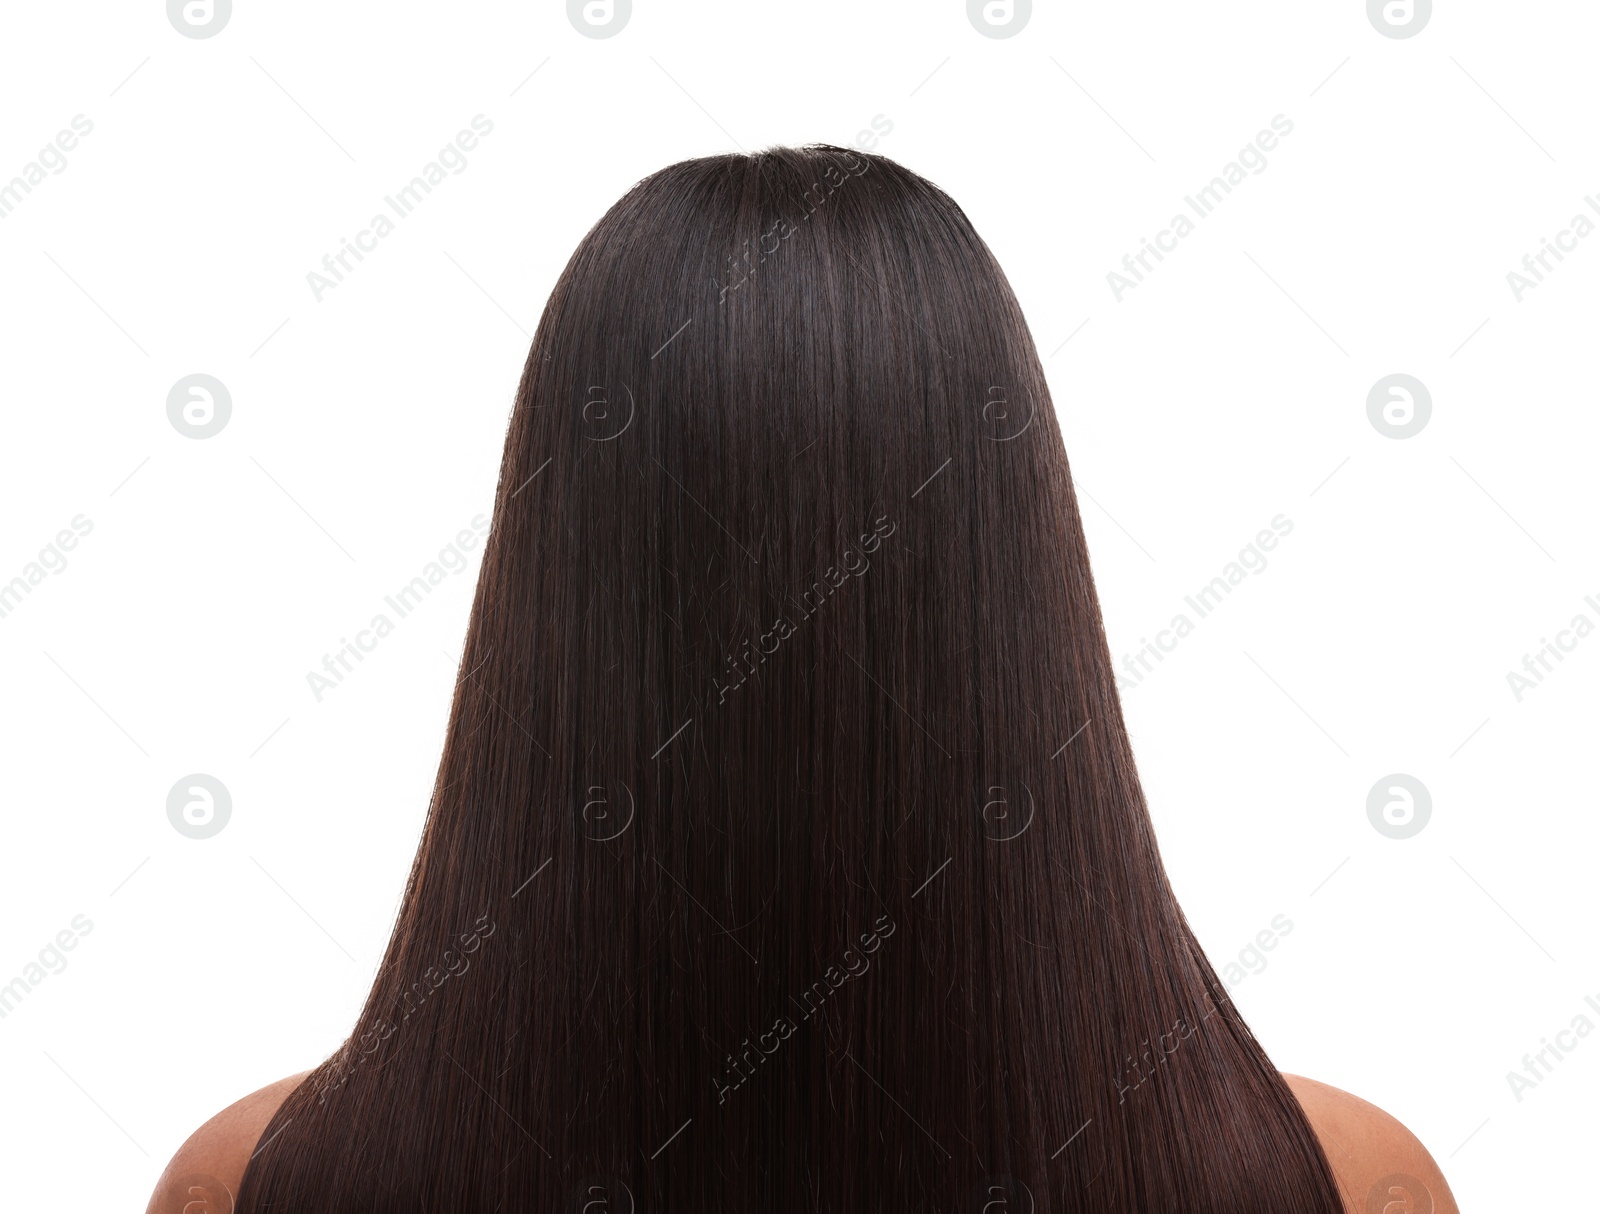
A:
[150,146,1457,1213]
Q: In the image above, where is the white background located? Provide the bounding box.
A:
[1,2,1593,1209]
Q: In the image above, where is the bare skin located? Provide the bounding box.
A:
[146,1070,1459,1214]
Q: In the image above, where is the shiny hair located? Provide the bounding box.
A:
[237,145,1343,1212]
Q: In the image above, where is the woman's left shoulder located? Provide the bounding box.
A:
[144,1071,308,1214]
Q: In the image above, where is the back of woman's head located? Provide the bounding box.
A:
[238,145,1343,1213]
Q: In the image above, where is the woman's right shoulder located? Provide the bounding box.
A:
[1283,1073,1460,1214]
[145,1071,308,1214]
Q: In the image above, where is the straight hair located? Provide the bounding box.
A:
[237,145,1345,1212]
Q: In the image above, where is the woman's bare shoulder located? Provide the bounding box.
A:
[144,1071,308,1214]
[1283,1073,1460,1214]
[145,1067,1459,1212]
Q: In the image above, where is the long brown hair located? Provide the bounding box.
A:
[237,145,1344,1212]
